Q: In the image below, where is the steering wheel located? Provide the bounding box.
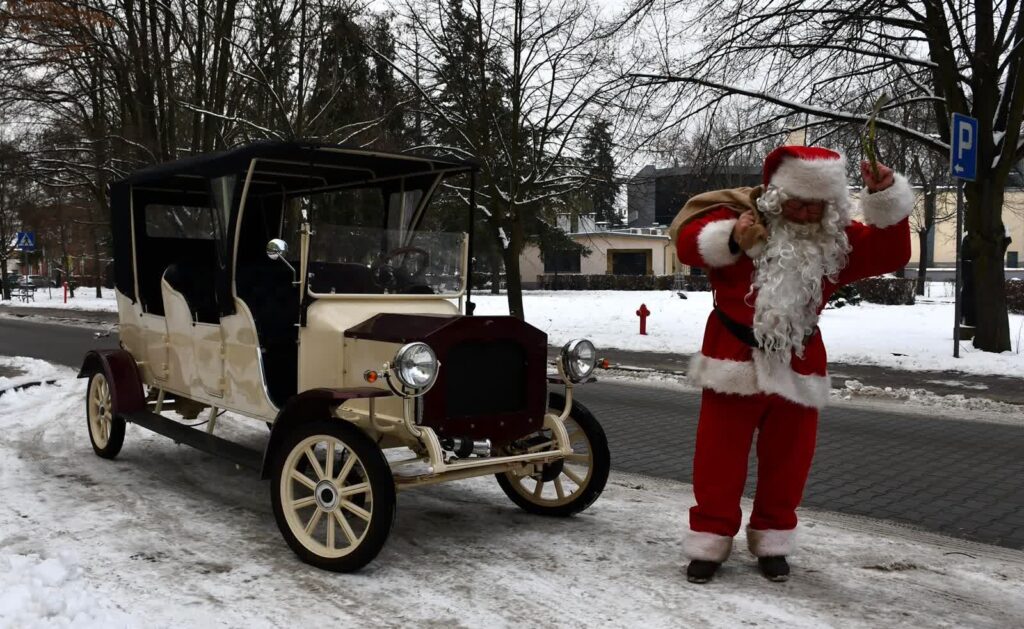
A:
[371,246,431,290]
[384,246,430,277]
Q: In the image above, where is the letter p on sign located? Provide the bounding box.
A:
[950,113,978,181]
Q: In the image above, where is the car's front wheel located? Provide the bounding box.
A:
[496,396,610,517]
[270,420,396,572]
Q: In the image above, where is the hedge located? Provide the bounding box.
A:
[851,277,916,305]
[538,274,676,290]
[1008,279,1024,314]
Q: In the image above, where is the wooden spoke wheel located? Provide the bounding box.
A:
[86,372,125,459]
[270,420,396,572]
[496,398,610,517]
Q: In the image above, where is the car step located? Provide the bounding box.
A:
[119,410,263,471]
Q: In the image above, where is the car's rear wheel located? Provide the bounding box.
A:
[86,372,126,459]
[496,398,610,517]
[270,420,396,572]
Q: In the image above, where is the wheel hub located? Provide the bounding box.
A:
[314,480,339,511]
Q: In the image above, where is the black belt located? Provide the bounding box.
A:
[715,308,760,348]
[714,308,819,349]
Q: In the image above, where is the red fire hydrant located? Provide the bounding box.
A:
[636,303,650,335]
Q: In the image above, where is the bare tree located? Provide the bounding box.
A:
[625,0,1024,352]
[392,0,628,318]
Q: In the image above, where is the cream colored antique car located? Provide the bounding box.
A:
[80,142,610,571]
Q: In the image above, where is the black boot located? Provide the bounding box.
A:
[758,556,790,582]
[686,560,721,584]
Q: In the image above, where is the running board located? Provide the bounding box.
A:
[119,410,263,471]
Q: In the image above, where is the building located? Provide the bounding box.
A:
[518,215,674,288]
[907,187,1024,280]
[627,164,761,227]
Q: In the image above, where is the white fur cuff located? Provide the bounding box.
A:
[684,530,734,562]
[696,218,741,268]
[747,526,796,557]
[859,173,914,228]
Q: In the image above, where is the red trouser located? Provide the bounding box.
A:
[690,389,818,537]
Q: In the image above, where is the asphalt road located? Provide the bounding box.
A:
[2,315,1022,550]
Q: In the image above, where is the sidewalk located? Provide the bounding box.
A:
[5,302,1023,406]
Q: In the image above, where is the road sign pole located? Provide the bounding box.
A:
[953,180,964,358]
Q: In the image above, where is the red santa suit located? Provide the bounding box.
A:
[674,146,914,563]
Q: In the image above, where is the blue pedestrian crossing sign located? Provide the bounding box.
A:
[950,113,978,181]
[15,231,35,252]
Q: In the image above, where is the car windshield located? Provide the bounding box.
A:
[283,187,466,296]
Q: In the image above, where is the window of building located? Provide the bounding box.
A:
[1008,250,1019,268]
[544,249,581,273]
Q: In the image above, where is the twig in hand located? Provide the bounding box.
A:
[861,94,890,180]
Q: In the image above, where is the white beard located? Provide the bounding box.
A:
[750,197,851,361]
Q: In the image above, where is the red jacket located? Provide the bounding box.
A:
[677,176,914,409]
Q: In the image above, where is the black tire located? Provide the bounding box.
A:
[496,394,610,517]
[85,372,126,459]
[270,420,396,572]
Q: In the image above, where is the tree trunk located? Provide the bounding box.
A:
[965,182,1010,351]
[503,244,524,319]
[1,263,9,300]
[915,230,929,296]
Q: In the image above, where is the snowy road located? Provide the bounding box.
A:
[1,316,1023,551]
[1,368,1023,628]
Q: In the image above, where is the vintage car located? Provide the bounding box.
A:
[81,141,610,572]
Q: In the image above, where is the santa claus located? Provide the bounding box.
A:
[670,145,914,583]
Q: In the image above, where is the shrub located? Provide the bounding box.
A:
[1007,279,1024,314]
[537,274,675,290]
[853,276,916,305]
[828,284,862,308]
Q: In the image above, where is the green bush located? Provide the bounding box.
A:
[852,276,916,305]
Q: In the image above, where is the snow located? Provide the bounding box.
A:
[473,289,1024,377]
[2,356,1024,627]
[1,287,117,313]
[4,283,1024,377]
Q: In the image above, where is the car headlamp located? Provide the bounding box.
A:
[393,342,439,390]
[561,339,597,383]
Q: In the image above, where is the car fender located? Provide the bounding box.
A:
[78,349,145,415]
[261,387,391,480]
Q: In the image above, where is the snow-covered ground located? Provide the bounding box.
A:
[474,287,1024,377]
[0,286,115,313]
[3,283,1023,376]
[2,357,1023,628]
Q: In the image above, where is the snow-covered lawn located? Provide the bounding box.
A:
[474,289,1024,376]
[1,286,116,312]
[3,283,1023,377]
[2,357,1023,628]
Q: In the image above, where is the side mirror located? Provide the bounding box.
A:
[266,239,288,261]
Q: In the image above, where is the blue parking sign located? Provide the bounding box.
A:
[15,231,35,252]
[950,113,978,181]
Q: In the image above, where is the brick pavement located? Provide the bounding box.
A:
[573,380,1024,551]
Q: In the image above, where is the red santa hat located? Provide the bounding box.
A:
[762,145,849,204]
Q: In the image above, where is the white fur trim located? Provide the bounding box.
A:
[688,352,829,408]
[747,526,796,557]
[687,353,759,396]
[859,173,914,228]
[770,154,849,203]
[696,218,742,268]
[684,530,734,562]
[752,351,831,410]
